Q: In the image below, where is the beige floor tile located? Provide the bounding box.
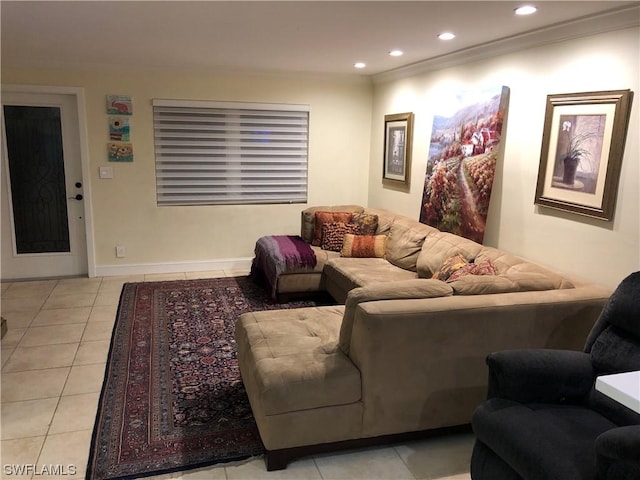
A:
[42,293,96,310]
[31,307,91,326]
[0,310,39,330]
[36,430,92,479]
[93,291,121,307]
[435,474,471,480]
[1,367,70,402]
[147,464,227,479]
[225,456,321,480]
[81,321,113,342]
[144,273,187,282]
[1,327,27,348]
[98,276,143,293]
[314,446,414,480]
[184,270,226,280]
[1,296,48,313]
[2,346,15,367]
[3,344,78,372]
[88,305,117,324]
[18,324,85,347]
[1,282,12,293]
[49,392,100,434]
[3,281,57,299]
[62,363,106,395]
[395,433,474,480]
[0,436,46,479]
[178,465,227,479]
[1,398,58,439]
[52,278,102,296]
[74,340,110,365]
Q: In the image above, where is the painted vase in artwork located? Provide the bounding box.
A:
[563,156,579,185]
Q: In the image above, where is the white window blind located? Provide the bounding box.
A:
[153,99,309,206]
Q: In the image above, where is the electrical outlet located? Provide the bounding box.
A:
[116,245,126,258]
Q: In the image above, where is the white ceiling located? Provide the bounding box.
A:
[2,1,639,77]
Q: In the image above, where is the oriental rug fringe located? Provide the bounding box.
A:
[86,276,317,480]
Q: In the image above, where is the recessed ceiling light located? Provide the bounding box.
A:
[515,5,537,15]
[389,50,404,57]
[354,62,366,69]
[438,32,456,40]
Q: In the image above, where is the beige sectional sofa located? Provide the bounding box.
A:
[235,205,612,470]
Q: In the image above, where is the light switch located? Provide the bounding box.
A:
[99,166,114,179]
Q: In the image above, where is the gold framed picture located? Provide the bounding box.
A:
[383,112,414,189]
[534,89,633,220]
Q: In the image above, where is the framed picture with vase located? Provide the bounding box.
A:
[383,112,413,190]
[534,89,633,220]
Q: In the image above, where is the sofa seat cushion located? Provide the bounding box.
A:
[235,305,361,416]
[325,257,418,293]
[473,398,618,480]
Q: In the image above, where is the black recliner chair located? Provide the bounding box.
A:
[471,271,640,480]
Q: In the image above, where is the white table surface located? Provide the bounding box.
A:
[595,371,640,414]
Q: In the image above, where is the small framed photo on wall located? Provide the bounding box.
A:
[383,112,414,189]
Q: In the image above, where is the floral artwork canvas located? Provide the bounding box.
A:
[419,86,509,243]
[106,95,132,115]
[108,142,134,162]
[109,116,130,142]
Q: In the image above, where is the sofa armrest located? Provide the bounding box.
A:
[345,289,607,437]
[339,279,453,354]
[486,349,594,403]
[596,426,640,479]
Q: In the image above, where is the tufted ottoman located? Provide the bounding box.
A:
[235,305,363,469]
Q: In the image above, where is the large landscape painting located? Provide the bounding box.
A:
[419,86,509,243]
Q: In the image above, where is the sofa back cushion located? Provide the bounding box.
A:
[417,232,483,278]
[300,205,363,244]
[385,218,437,272]
[448,273,560,295]
[362,207,397,235]
[475,246,574,289]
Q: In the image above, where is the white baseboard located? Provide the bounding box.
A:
[94,257,253,278]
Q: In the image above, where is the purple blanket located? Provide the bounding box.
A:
[251,235,317,299]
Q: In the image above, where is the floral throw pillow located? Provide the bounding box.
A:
[321,222,361,252]
[350,213,379,236]
[341,234,387,258]
[447,259,498,282]
[432,253,468,281]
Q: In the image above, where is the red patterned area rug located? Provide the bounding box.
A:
[86,276,319,480]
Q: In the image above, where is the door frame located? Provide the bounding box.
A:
[2,84,96,278]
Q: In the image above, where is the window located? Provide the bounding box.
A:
[153,99,309,206]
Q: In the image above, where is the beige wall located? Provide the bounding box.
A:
[1,68,373,274]
[3,26,638,286]
[368,27,640,289]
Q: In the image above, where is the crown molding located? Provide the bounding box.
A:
[372,4,640,85]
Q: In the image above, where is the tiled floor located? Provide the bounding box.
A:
[1,272,473,480]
